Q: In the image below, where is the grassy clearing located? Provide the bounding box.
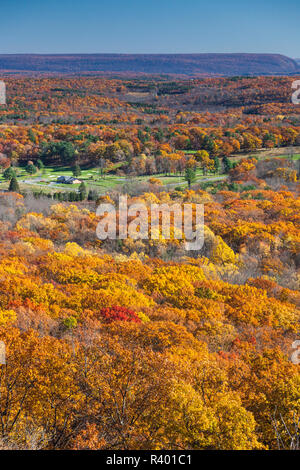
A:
[0,165,226,194]
[241,153,300,162]
[231,148,300,162]
[3,149,298,195]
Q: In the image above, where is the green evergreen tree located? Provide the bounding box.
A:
[8,177,20,193]
[213,156,220,174]
[185,167,196,189]
[223,156,233,174]
[26,163,37,174]
[36,159,44,170]
[3,167,16,180]
[79,182,87,201]
[73,164,81,177]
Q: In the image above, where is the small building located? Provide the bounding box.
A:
[57,176,81,184]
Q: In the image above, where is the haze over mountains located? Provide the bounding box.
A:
[0,53,299,76]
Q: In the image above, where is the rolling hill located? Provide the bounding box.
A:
[0,53,299,76]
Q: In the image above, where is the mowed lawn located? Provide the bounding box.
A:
[0,165,226,194]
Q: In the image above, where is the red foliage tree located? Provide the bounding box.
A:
[99,306,141,323]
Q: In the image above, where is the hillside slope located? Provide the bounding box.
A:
[0,53,299,75]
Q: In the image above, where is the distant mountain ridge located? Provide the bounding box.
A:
[0,53,299,75]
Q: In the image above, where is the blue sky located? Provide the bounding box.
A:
[0,0,299,57]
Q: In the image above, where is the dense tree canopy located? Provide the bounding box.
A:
[0,75,299,450]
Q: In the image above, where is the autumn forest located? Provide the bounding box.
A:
[0,73,299,451]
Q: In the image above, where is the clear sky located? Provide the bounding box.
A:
[0,0,299,57]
